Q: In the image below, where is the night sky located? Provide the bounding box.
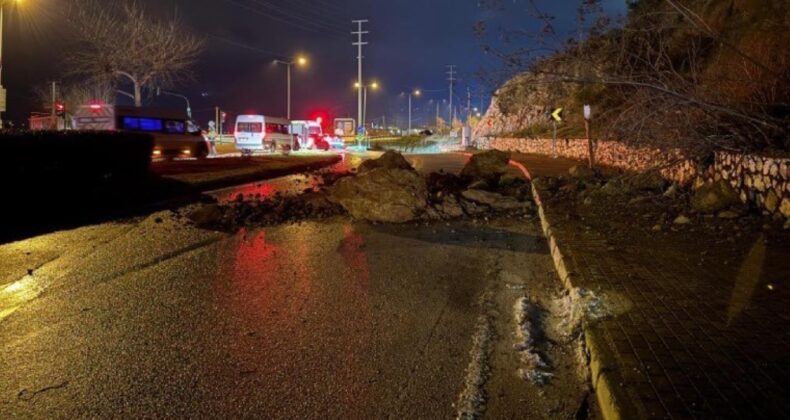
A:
[3,0,627,128]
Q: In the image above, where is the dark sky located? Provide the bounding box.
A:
[4,0,627,128]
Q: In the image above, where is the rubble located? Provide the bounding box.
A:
[460,150,511,182]
[328,168,428,223]
[189,151,536,231]
[568,165,596,179]
[188,204,223,228]
[626,171,667,192]
[358,150,414,173]
[691,180,741,214]
[461,189,532,211]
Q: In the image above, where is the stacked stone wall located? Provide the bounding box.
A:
[477,137,789,218]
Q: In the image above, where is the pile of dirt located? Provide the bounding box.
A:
[189,151,535,231]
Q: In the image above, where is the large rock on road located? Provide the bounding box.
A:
[461,150,511,182]
[359,150,414,173]
[328,168,428,223]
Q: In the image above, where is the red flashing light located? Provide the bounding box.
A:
[89,104,103,110]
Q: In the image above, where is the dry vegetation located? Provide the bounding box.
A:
[480,0,790,155]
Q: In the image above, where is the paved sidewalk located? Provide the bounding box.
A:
[513,153,790,419]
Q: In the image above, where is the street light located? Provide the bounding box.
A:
[354,80,379,131]
[0,0,23,128]
[408,89,421,133]
[354,80,379,149]
[274,55,308,120]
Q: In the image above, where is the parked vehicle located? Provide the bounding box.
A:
[72,104,208,160]
[234,115,297,153]
[290,120,330,151]
[333,118,356,140]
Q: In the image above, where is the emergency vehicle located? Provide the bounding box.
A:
[290,120,330,151]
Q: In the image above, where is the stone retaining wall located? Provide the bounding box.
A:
[477,137,789,218]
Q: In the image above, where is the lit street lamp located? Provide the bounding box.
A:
[354,80,379,149]
[354,80,379,130]
[0,0,22,128]
[408,89,421,133]
[273,55,308,120]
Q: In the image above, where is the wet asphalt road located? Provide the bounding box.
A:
[0,153,585,419]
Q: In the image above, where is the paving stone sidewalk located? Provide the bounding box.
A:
[513,153,790,419]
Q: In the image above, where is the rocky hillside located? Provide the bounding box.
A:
[475,0,790,153]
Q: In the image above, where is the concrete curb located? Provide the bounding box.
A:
[509,159,637,420]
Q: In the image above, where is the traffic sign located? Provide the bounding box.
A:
[584,104,592,121]
[551,107,564,122]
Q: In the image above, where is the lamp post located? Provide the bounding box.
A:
[274,55,307,120]
[354,80,378,130]
[354,80,378,149]
[0,0,21,128]
[156,87,192,119]
[408,89,421,134]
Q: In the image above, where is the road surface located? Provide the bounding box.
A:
[0,152,593,419]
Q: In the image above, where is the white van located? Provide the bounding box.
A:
[234,115,295,153]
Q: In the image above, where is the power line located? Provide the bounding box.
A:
[246,0,349,32]
[210,35,289,60]
[275,0,350,27]
[220,0,346,38]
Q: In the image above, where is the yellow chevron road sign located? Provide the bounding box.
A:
[551,107,564,122]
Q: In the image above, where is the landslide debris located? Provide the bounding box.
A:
[189,151,535,231]
[535,165,786,236]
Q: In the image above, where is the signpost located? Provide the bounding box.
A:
[583,104,595,169]
[550,107,563,159]
[0,87,6,114]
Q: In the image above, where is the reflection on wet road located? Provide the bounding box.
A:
[0,152,582,418]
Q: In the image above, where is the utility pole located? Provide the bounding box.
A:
[352,19,369,134]
[436,102,440,130]
[0,4,6,128]
[466,87,472,123]
[49,81,59,129]
[215,107,220,138]
[447,65,456,126]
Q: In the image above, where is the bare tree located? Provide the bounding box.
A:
[33,81,114,115]
[66,1,204,107]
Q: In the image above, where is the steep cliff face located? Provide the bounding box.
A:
[473,69,560,139]
[474,0,790,152]
[473,95,544,139]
